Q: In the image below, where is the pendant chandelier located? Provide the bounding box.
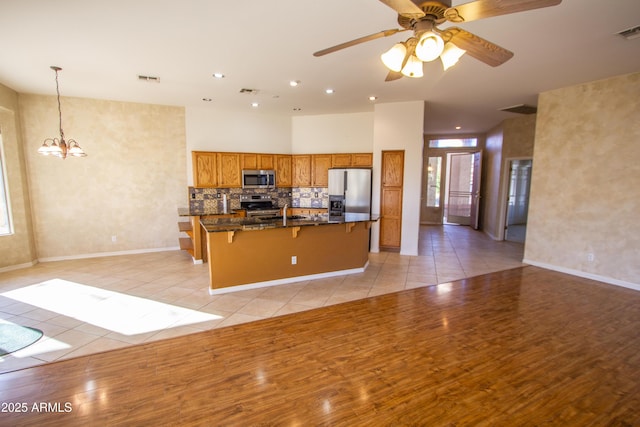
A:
[37,66,86,159]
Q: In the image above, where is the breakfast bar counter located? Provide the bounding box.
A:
[200,214,378,293]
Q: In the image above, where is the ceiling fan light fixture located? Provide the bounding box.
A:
[415,32,444,62]
[440,42,466,70]
[401,55,424,78]
[380,42,407,72]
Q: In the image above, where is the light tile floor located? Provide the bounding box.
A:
[0,225,525,373]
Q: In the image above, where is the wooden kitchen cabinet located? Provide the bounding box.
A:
[258,154,275,170]
[217,152,242,187]
[192,151,218,187]
[312,154,332,187]
[380,150,404,250]
[292,155,312,187]
[351,153,373,167]
[241,153,258,170]
[193,151,240,188]
[331,153,352,167]
[275,154,292,187]
[331,153,373,168]
[194,150,371,189]
[290,208,326,216]
[243,153,275,170]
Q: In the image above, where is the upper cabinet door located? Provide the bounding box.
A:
[258,154,275,170]
[331,154,352,168]
[241,153,258,170]
[192,152,218,187]
[292,155,312,187]
[275,155,292,187]
[351,153,373,167]
[312,154,332,187]
[218,152,242,187]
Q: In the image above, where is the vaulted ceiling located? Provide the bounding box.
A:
[1,0,638,134]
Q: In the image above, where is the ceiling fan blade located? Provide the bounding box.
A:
[385,70,404,81]
[378,0,425,19]
[443,27,514,67]
[313,28,407,57]
[444,0,561,23]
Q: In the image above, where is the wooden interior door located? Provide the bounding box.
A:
[380,150,404,251]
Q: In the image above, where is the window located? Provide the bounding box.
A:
[428,137,478,148]
[0,132,13,236]
[425,156,442,207]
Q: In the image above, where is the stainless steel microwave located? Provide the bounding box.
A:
[242,169,276,189]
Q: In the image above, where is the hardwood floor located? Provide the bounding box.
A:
[1,266,639,425]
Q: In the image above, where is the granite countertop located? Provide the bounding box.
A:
[200,213,379,233]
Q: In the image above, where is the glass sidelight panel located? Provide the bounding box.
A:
[421,155,445,224]
[426,157,442,207]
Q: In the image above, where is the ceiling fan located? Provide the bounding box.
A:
[313,0,562,81]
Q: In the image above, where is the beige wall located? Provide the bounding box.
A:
[525,72,640,288]
[19,94,187,260]
[371,101,425,255]
[0,84,37,269]
[482,115,536,239]
[482,126,504,239]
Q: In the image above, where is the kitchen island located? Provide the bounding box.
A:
[200,214,378,294]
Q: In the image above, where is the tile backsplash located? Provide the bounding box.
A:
[188,187,328,214]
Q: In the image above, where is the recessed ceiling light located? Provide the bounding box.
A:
[212,73,225,79]
[455,126,462,130]
[289,80,300,87]
[369,96,377,101]
[325,88,334,94]
[251,102,259,108]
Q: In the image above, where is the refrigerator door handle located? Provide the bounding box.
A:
[344,171,348,193]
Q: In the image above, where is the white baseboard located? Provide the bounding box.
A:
[483,230,501,241]
[38,246,180,263]
[0,260,38,273]
[523,258,640,292]
[208,262,369,295]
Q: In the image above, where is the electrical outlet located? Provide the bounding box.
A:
[314,192,318,198]
[217,193,221,198]
[291,256,297,265]
[587,253,595,262]
[111,235,117,243]
[191,193,196,199]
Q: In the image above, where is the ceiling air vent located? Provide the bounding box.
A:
[138,75,160,82]
[617,25,640,40]
[499,104,537,115]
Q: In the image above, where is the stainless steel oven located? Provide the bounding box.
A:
[240,194,280,218]
[242,170,276,189]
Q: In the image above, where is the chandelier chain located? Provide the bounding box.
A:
[54,68,65,140]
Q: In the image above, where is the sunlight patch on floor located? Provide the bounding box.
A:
[2,279,223,335]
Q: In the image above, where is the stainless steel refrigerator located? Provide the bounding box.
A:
[328,168,372,221]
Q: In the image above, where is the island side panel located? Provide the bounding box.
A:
[206,222,370,290]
